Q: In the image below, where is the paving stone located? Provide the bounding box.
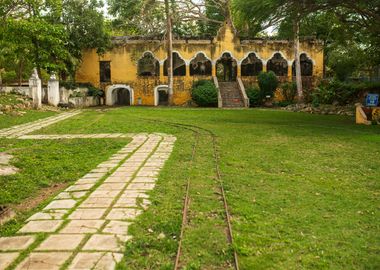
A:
[82,234,124,252]
[0,236,35,251]
[75,178,98,185]
[89,190,120,198]
[16,252,71,270]
[18,220,63,233]
[106,208,142,220]
[44,199,77,210]
[97,183,126,191]
[103,176,131,183]
[60,220,105,234]
[113,197,138,208]
[127,183,155,190]
[36,234,85,251]
[68,252,123,270]
[102,221,130,235]
[133,177,157,183]
[0,252,19,269]
[80,197,114,208]
[120,191,148,199]
[68,208,107,220]
[27,210,67,221]
[66,184,94,192]
[82,173,105,179]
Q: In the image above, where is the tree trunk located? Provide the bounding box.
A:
[165,0,174,105]
[294,18,303,102]
[18,59,24,86]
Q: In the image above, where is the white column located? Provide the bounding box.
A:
[29,68,42,109]
[48,73,60,106]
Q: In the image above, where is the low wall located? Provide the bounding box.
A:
[0,86,30,97]
[68,96,100,108]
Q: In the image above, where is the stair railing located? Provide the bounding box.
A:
[213,76,223,108]
[237,77,250,108]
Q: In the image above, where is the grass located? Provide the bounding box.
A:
[0,106,379,269]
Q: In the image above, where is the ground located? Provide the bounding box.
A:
[0,106,379,270]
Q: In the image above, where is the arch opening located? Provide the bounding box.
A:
[106,85,134,106]
[267,53,288,76]
[164,52,186,76]
[190,53,212,76]
[154,85,169,106]
[292,53,313,76]
[216,53,237,82]
[241,53,263,76]
[138,52,160,76]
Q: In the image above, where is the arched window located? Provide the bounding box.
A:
[190,53,212,76]
[241,53,263,76]
[138,52,160,76]
[164,52,186,76]
[292,53,313,76]
[216,53,238,82]
[267,53,288,76]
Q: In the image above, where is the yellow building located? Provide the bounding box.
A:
[76,22,324,107]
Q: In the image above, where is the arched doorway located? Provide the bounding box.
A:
[216,52,237,82]
[154,85,169,106]
[106,85,134,106]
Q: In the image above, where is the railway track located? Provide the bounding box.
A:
[140,118,239,270]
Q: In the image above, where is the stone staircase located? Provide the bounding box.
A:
[219,82,245,108]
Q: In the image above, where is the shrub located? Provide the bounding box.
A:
[246,87,261,107]
[1,71,17,84]
[191,80,218,107]
[312,80,380,105]
[280,82,297,103]
[258,71,279,98]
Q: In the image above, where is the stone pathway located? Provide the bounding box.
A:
[0,112,176,269]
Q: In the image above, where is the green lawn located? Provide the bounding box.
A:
[1,107,379,269]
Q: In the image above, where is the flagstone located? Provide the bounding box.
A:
[102,221,130,235]
[80,197,114,208]
[68,252,123,270]
[89,190,120,198]
[97,183,126,191]
[18,220,63,233]
[27,210,67,221]
[44,199,77,210]
[66,184,94,192]
[106,208,142,220]
[0,252,19,269]
[127,183,155,190]
[36,234,85,251]
[16,252,71,270]
[60,220,105,234]
[82,234,124,252]
[0,236,35,251]
[69,208,107,220]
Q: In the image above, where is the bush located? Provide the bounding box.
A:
[280,82,297,103]
[246,87,261,107]
[258,71,279,98]
[191,80,218,107]
[1,71,17,84]
[312,80,380,105]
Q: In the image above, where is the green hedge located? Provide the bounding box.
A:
[191,80,218,107]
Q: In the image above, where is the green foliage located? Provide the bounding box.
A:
[257,71,279,98]
[280,82,297,103]
[312,80,380,105]
[246,87,261,107]
[1,70,17,84]
[191,80,218,107]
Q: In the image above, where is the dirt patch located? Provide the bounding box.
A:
[13,182,69,213]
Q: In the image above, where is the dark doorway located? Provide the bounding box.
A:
[158,89,169,106]
[114,88,130,105]
[216,53,237,81]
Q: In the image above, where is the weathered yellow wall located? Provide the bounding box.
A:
[76,22,324,106]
